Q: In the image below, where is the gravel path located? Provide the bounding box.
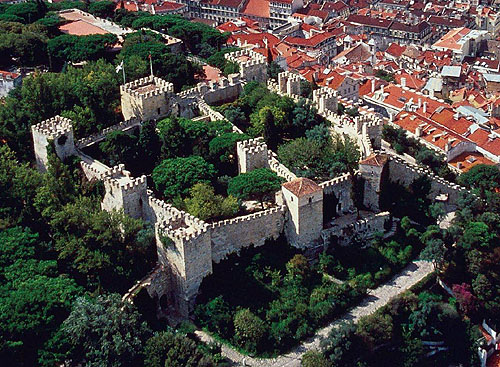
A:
[195,260,434,367]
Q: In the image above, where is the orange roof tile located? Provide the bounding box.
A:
[242,0,270,18]
[58,20,108,36]
[282,178,322,197]
[360,154,388,167]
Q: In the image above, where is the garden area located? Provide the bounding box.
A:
[299,164,500,367]
[194,236,366,356]
[321,218,425,290]
[82,116,283,222]
[303,276,480,367]
[217,82,361,181]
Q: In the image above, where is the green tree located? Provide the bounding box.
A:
[184,183,239,221]
[48,196,154,292]
[356,313,393,350]
[321,321,358,367]
[420,238,446,271]
[144,331,214,367]
[227,168,283,208]
[152,156,216,200]
[301,350,329,367]
[0,227,82,366]
[88,0,115,18]
[209,132,249,167]
[262,106,279,151]
[62,294,150,367]
[458,164,500,196]
[233,308,266,353]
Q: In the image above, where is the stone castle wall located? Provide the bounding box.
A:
[387,154,468,206]
[322,211,390,246]
[210,206,286,263]
[320,173,355,214]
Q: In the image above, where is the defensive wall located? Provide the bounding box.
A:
[31,48,449,319]
[210,206,287,263]
[386,153,469,207]
[321,211,391,246]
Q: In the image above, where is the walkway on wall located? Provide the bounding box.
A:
[195,260,434,367]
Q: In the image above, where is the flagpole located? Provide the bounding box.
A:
[149,54,153,76]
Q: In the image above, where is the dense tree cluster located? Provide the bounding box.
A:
[195,240,366,355]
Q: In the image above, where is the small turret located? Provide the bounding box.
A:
[31,116,76,171]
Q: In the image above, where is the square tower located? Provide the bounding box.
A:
[120,75,174,121]
[225,49,268,83]
[359,154,388,212]
[237,137,269,173]
[31,116,76,172]
[313,87,338,114]
[101,164,148,219]
[282,178,323,248]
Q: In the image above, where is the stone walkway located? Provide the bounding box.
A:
[195,260,434,367]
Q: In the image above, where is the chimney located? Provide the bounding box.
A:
[457,162,463,169]
[418,98,422,109]
[423,101,428,114]
[263,37,268,48]
[415,126,422,137]
[371,79,376,93]
[380,84,385,94]
[401,77,406,88]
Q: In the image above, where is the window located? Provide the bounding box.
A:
[309,197,312,203]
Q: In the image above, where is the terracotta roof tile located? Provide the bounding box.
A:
[360,154,388,167]
[282,178,322,197]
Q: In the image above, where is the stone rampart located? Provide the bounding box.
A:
[387,153,469,206]
[322,211,390,246]
[209,205,286,263]
[320,173,355,214]
[267,151,297,182]
[197,101,243,133]
[76,117,141,148]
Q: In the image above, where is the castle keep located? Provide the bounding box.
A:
[32,49,466,318]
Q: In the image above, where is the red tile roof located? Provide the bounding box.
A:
[284,32,335,48]
[360,154,388,167]
[0,70,20,79]
[242,0,270,18]
[385,42,406,57]
[449,152,496,172]
[59,20,109,36]
[469,128,500,157]
[347,14,392,28]
[282,178,322,197]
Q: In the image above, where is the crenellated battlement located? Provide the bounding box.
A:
[157,219,209,242]
[32,116,73,139]
[76,117,141,148]
[120,75,174,100]
[267,151,297,182]
[319,172,352,189]
[209,205,286,229]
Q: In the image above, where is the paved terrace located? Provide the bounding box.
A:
[196,260,434,367]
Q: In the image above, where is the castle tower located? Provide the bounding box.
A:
[101,164,148,219]
[155,215,211,317]
[359,153,388,211]
[282,178,323,248]
[277,71,302,96]
[237,138,269,174]
[120,75,174,121]
[31,116,76,172]
[313,87,338,114]
[225,49,268,83]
